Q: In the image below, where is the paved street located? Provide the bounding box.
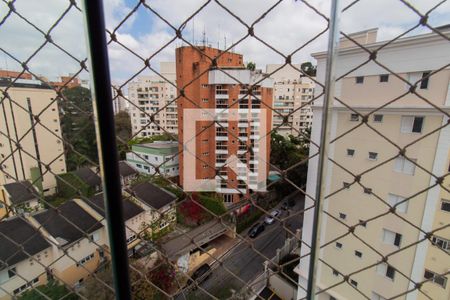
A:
[176,192,305,299]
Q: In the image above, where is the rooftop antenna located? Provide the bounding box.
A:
[3,53,8,72]
[192,19,195,45]
[217,24,221,49]
[202,25,206,46]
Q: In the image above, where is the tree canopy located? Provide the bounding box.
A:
[270,130,310,196]
[115,110,132,159]
[300,62,317,76]
[61,86,98,170]
[246,62,256,71]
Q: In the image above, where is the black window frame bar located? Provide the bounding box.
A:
[82,0,132,299]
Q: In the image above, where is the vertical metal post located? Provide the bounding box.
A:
[81,1,132,299]
[306,0,341,299]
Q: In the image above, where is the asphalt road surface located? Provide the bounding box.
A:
[176,192,305,300]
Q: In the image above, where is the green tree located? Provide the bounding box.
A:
[270,130,310,196]
[61,86,98,170]
[246,62,256,71]
[300,62,317,76]
[115,111,132,159]
[19,280,78,300]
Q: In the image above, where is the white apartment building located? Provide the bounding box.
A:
[297,28,450,300]
[112,85,128,114]
[126,141,179,177]
[0,78,66,195]
[266,64,315,136]
[128,62,178,137]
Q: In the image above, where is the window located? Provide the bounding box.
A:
[77,253,95,267]
[355,76,364,84]
[4,267,16,281]
[12,277,39,295]
[420,72,430,89]
[401,116,424,133]
[377,263,396,280]
[424,269,447,288]
[350,279,358,287]
[159,220,168,229]
[383,229,402,247]
[355,250,362,258]
[335,242,343,249]
[347,149,355,157]
[339,213,347,220]
[371,292,387,300]
[431,236,450,252]
[126,235,137,244]
[202,98,208,102]
[379,74,389,82]
[368,152,378,160]
[90,231,100,242]
[373,114,383,122]
[394,156,416,175]
[350,113,359,121]
[441,199,450,212]
[223,194,233,203]
[388,194,408,213]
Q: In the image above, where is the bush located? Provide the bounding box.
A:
[151,223,175,240]
[19,280,78,300]
[177,193,226,227]
[198,193,226,216]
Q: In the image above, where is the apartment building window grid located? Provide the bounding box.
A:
[0,0,448,300]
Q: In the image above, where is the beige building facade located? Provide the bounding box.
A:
[266,64,315,137]
[128,62,178,137]
[297,29,450,300]
[0,78,66,196]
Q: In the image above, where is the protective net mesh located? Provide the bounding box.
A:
[0,0,449,299]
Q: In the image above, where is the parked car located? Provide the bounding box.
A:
[248,223,265,238]
[186,264,212,290]
[264,209,281,224]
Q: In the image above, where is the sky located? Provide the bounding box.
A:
[0,0,449,86]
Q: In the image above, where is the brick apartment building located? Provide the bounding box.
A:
[176,46,273,205]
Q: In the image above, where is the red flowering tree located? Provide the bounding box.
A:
[178,195,204,225]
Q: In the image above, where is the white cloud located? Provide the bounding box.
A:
[0,0,448,85]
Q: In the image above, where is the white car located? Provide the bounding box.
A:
[264,209,281,224]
